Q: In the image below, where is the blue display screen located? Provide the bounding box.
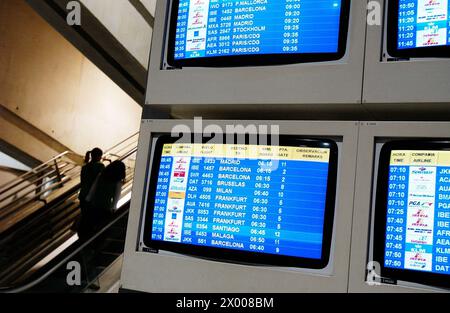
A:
[172,0,344,60]
[384,150,450,275]
[398,0,450,49]
[149,143,333,260]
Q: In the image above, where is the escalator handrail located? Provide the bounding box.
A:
[0,164,81,216]
[0,147,137,235]
[0,161,79,205]
[0,132,138,199]
[0,152,74,194]
[0,202,130,293]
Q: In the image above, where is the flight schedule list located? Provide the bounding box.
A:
[385,150,450,275]
[150,143,331,259]
[173,0,343,59]
[397,0,450,49]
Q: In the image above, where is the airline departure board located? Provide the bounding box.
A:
[397,0,450,50]
[385,150,450,274]
[375,142,450,288]
[387,0,450,57]
[167,0,350,67]
[144,137,338,268]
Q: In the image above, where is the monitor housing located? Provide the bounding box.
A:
[386,0,450,59]
[363,0,450,115]
[166,0,351,68]
[144,1,368,112]
[373,140,450,289]
[141,134,338,269]
[121,120,359,293]
[349,122,450,293]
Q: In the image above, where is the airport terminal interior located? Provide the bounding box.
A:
[1,0,450,294]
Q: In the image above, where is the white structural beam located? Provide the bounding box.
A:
[80,0,154,69]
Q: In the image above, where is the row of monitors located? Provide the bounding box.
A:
[167,0,450,68]
[141,135,450,290]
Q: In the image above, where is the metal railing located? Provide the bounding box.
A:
[0,132,139,234]
[0,132,139,288]
[0,151,72,193]
[0,152,80,233]
[0,202,130,293]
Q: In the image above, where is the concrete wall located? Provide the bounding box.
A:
[0,107,60,163]
[0,0,142,160]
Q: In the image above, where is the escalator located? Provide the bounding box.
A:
[2,202,129,293]
[0,133,139,293]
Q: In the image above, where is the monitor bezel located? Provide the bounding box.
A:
[142,134,338,269]
[386,0,450,59]
[374,140,450,290]
[166,0,352,68]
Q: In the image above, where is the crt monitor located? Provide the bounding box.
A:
[167,0,351,67]
[387,0,450,58]
[142,135,338,269]
[374,140,450,289]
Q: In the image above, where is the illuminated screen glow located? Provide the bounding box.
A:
[397,0,450,49]
[172,0,344,60]
[384,150,450,275]
[149,143,333,260]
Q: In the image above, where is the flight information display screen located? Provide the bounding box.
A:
[387,0,450,57]
[167,0,350,67]
[143,136,338,269]
[375,141,450,288]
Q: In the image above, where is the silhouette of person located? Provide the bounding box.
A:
[78,148,105,237]
[85,160,126,229]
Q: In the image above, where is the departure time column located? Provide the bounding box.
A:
[216,0,234,55]
[283,0,301,53]
[152,156,173,241]
[249,159,272,253]
[174,0,190,59]
[384,164,408,269]
[398,0,417,49]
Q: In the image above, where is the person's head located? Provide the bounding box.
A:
[84,148,103,164]
[102,160,126,183]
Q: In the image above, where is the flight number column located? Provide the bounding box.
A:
[206,1,234,57]
[181,157,216,246]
